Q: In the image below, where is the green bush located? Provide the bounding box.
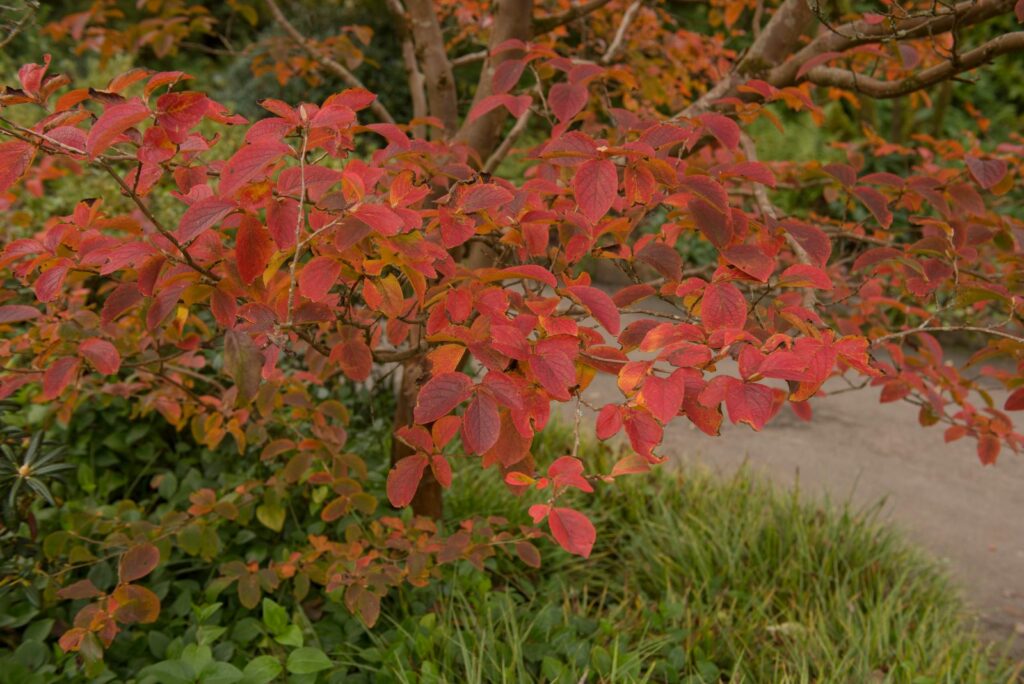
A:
[4,412,1015,683]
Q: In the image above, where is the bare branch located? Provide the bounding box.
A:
[451,50,487,67]
[873,326,1024,346]
[600,0,643,65]
[386,0,428,137]
[804,32,1024,98]
[680,0,816,116]
[534,0,614,34]
[263,0,396,125]
[0,0,36,50]
[770,0,1017,89]
[483,106,533,174]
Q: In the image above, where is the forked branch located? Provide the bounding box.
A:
[263,0,396,124]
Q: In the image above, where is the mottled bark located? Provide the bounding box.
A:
[455,0,535,166]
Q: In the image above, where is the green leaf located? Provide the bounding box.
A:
[180,644,214,678]
[261,598,288,635]
[286,647,332,674]
[199,662,243,684]
[273,624,303,648]
[196,625,227,646]
[240,656,283,684]
[22,618,54,643]
[139,660,195,684]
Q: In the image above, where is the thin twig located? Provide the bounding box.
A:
[600,0,643,65]
[285,125,309,326]
[263,0,396,124]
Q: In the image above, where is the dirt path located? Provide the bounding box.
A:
[575,370,1024,657]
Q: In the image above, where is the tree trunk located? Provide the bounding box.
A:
[390,0,535,520]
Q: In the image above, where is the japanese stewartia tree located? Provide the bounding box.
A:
[2,0,1024,665]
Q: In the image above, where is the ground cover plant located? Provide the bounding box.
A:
[3,422,1020,682]
[1,0,1024,679]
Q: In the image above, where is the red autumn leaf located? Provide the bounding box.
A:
[549,83,588,122]
[386,454,429,507]
[726,161,776,187]
[56,578,103,600]
[640,373,686,425]
[0,141,34,193]
[177,196,236,243]
[354,204,404,235]
[155,91,208,140]
[86,98,150,158]
[698,112,741,150]
[688,197,731,247]
[528,350,576,401]
[461,392,501,454]
[567,285,620,335]
[624,408,662,457]
[34,259,71,303]
[119,543,160,583]
[462,183,514,213]
[965,156,1008,190]
[595,403,623,439]
[298,257,341,302]
[977,434,1000,465]
[611,453,650,477]
[705,377,776,431]
[573,159,617,223]
[492,59,526,94]
[42,357,79,400]
[778,264,832,290]
[784,222,831,267]
[515,541,542,568]
[1003,387,1024,411]
[467,93,532,122]
[548,507,596,558]
[112,584,161,624]
[268,198,300,249]
[636,242,683,281]
[79,338,121,375]
[701,281,747,331]
[0,304,41,324]
[722,245,774,282]
[547,456,593,492]
[851,186,893,228]
[236,216,274,284]
[330,338,373,382]
[431,454,453,488]
[413,372,473,423]
[218,139,291,196]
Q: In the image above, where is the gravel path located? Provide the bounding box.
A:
[574,369,1024,658]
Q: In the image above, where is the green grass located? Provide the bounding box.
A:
[328,424,1021,683]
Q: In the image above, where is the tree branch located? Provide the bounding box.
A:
[804,32,1024,98]
[386,0,428,137]
[483,106,533,174]
[263,0,396,125]
[455,0,534,164]
[534,0,614,34]
[873,325,1024,346]
[451,50,487,67]
[402,0,459,135]
[680,0,816,116]
[600,0,643,65]
[770,0,1017,89]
